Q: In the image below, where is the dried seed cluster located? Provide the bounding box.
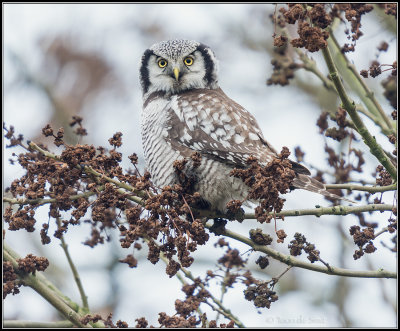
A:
[231,147,295,224]
[267,41,299,86]
[3,261,19,298]
[3,254,49,299]
[349,225,376,260]
[334,4,374,52]
[288,232,321,263]
[244,282,278,309]
[17,254,49,274]
[325,108,351,142]
[275,4,364,53]
[133,238,275,326]
[361,60,397,79]
[4,122,210,281]
[249,228,273,246]
[213,240,279,310]
[269,4,396,87]
[80,313,127,328]
[314,110,367,203]
[376,165,392,187]
[255,256,270,269]
[382,75,397,115]
[4,119,292,324]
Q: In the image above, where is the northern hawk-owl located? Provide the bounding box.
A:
[140,39,343,212]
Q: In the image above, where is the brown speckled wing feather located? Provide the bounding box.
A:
[165,87,277,166]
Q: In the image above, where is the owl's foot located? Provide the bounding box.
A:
[225,207,245,223]
[208,218,227,235]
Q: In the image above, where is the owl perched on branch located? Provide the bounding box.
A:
[140,39,346,213]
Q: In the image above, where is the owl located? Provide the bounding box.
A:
[140,39,344,213]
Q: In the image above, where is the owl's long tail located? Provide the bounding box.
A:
[292,173,354,203]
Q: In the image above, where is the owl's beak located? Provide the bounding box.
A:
[173,67,180,81]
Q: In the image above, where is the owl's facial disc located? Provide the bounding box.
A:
[139,39,219,95]
[150,52,206,93]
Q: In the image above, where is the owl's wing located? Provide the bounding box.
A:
[165,88,279,168]
[163,88,352,202]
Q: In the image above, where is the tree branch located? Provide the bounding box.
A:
[3,243,104,328]
[205,224,396,279]
[328,32,395,134]
[3,190,97,207]
[3,320,74,328]
[3,245,91,328]
[321,45,397,180]
[5,140,394,224]
[324,183,397,193]
[199,204,394,220]
[4,192,393,222]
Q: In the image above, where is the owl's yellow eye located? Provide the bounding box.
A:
[158,59,168,68]
[184,57,194,66]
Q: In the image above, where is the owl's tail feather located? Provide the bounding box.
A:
[292,174,355,203]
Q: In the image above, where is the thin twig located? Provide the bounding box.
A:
[270,266,293,288]
[374,226,391,239]
[294,48,336,91]
[215,267,229,323]
[56,217,89,311]
[203,301,240,326]
[145,237,245,328]
[313,253,333,273]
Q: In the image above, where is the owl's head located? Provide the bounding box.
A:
[139,39,219,96]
